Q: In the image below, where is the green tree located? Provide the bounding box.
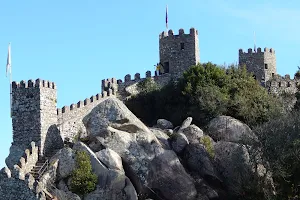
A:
[254,111,300,199]
[126,62,282,127]
[70,151,97,195]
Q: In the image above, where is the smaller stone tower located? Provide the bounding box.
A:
[101,78,118,94]
[159,28,200,78]
[11,79,58,156]
[239,47,276,84]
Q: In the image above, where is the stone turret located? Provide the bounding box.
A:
[239,47,276,84]
[11,79,59,156]
[159,28,200,78]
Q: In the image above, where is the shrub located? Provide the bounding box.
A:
[136,77,159,94]
[200,136,215,158]
[254,111,300,199]
[70,151,97,195]
[126,62,283,128]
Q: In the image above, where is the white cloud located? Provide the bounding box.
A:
[211,1,300,43]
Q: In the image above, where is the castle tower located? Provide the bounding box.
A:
[159,28,200,78]
[239,47,276,84]
[11,79,60,156]
[101,78,118,94]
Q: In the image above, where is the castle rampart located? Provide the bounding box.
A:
[57,90,116,141]
[266,74,299,94]
[101,70,172,100]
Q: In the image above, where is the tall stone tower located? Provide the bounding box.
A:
[239,47,276,84]
[159,28,200,78]
[11,79,60,156]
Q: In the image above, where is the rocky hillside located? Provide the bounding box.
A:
[0,97,276,200]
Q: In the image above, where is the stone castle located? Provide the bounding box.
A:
[9,27,299,157]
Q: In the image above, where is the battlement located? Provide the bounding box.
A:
[57,89,115,115]
[12,142,38,180]
[239,47,275,55]
[159,28,198,39]
[12,79,56,90]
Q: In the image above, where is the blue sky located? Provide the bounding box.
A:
[1,0,300,168]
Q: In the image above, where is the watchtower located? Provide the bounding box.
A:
[11,79,59,156]
[239,47,276,84]
[159,28,200,78]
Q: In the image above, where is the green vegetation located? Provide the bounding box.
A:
[255,111,300,199]
[200,136,214,158]
[126,62,300,199]
[136,77,159,94]
[70,151,97,195]
[126,62,283,128]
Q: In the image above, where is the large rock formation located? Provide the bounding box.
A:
[1,97,277,200]
[83,98,197,200]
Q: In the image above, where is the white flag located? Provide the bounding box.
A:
[6,43,11,77]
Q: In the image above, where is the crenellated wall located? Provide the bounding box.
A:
[101,70,172,100]
[12,141,39,181]
[57,89,116,141]
[266,74,300,94]
[0,141,46,199]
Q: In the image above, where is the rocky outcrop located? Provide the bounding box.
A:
[95,148,124,172]
[52,147,76,180]
[2,96,278,200]
[171,132,189,153]
[207,116,259,145]
[83,98,197,200]
[181,124,204,144]
[183,143,222,186]
[156,119,173,129]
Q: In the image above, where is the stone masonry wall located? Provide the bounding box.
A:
[266,74,299,94]
[12,79,57,156]
[57,89,115,141]
[239,47,276,83]
[159,28,200,78]
[0,141,46,200]
[102,71,172,101]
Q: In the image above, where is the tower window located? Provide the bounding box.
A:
[164,62,170,73]
[264,64,268,69]
[272,73,274,77]
[278,82,281,87]
[180,43,185,50]
[287,82,291,87]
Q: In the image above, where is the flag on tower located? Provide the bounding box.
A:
[166,5,168,30]
[6,43,11,77]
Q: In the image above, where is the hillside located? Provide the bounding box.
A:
[1,63,299,200]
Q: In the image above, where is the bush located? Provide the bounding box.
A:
[126,62,283,128]
[254,111,300,199]
[136,77,159,94]
[200,136,215,158]
[70,151,97,195]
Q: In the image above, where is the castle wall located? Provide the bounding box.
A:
[102,71,172,101]
[267,74,299,94]
[12,79,58,156]
[159,28,200,78]
[57,90,115,141]
[239,47,276,83]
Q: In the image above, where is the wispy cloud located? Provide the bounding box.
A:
[211,1,300,43]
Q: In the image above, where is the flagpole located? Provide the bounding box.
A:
[10,65,12,118]
[166,5,168,32]
[7,42,12,118]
